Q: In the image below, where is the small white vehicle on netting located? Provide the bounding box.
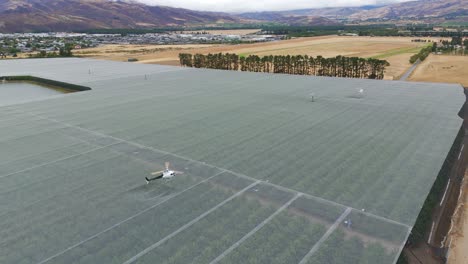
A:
[146,162,183,184]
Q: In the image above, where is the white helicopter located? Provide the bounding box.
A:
[146,162,183,184]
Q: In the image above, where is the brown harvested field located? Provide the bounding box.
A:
[383,54,415,80]
[409,55,468,87]
[75,36,438,79]
[74,44,218,66]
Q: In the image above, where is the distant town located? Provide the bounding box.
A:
[0,31,284,58]
[1,26,467,59]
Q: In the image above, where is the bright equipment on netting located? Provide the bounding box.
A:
[310,93,316,102]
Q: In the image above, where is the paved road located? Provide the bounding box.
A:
[400,59,421,81]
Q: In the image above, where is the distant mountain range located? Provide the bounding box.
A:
[0,0,467,33]
[242,0,467,22]
[0,0,241,32]
[236,12,340,26]
[239,6,381,21]
[349,0,468,20]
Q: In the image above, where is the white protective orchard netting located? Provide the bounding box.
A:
[0,58,464,264]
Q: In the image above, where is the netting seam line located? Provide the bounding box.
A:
[0,142,121,180]
[37,74,271,129]
[122,181,261,264]
[36,170,226,264]
[249,177,409,228]
[78,67,190,86]
[0,114,47,129]
[0,111,32,123]
[82,70,188,88]
[57,128,109,148]
[0,122,71,145]
[26,111,411,229]
[0,141,86,167]
[298,207,352,264]
[391,229,412,264]
[209,193,302,264]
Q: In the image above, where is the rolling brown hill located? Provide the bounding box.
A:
[0,0,241,33]
[238,11,340,26]
[3,0,466,33]
[239,6,381,20]
[350,0,468,20]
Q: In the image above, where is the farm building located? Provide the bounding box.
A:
[0,58,465,264]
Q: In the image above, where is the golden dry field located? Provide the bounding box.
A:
[74,36,440,80]
[409,55,468,87]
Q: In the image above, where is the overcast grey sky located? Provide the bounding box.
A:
[135,0,415,12]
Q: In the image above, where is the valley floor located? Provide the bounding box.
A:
[74,35,437,80]
[409,55,468,87]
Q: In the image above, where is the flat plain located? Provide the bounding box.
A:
[74,36,437,80]
[409,55,468,87]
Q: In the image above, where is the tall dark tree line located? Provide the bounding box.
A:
[179,53,389,79]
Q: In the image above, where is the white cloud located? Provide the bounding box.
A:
[134,0,416,12]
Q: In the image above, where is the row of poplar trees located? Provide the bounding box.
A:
[179,53,389,79]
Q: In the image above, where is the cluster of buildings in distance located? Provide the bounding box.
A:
[0,32,283,57]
